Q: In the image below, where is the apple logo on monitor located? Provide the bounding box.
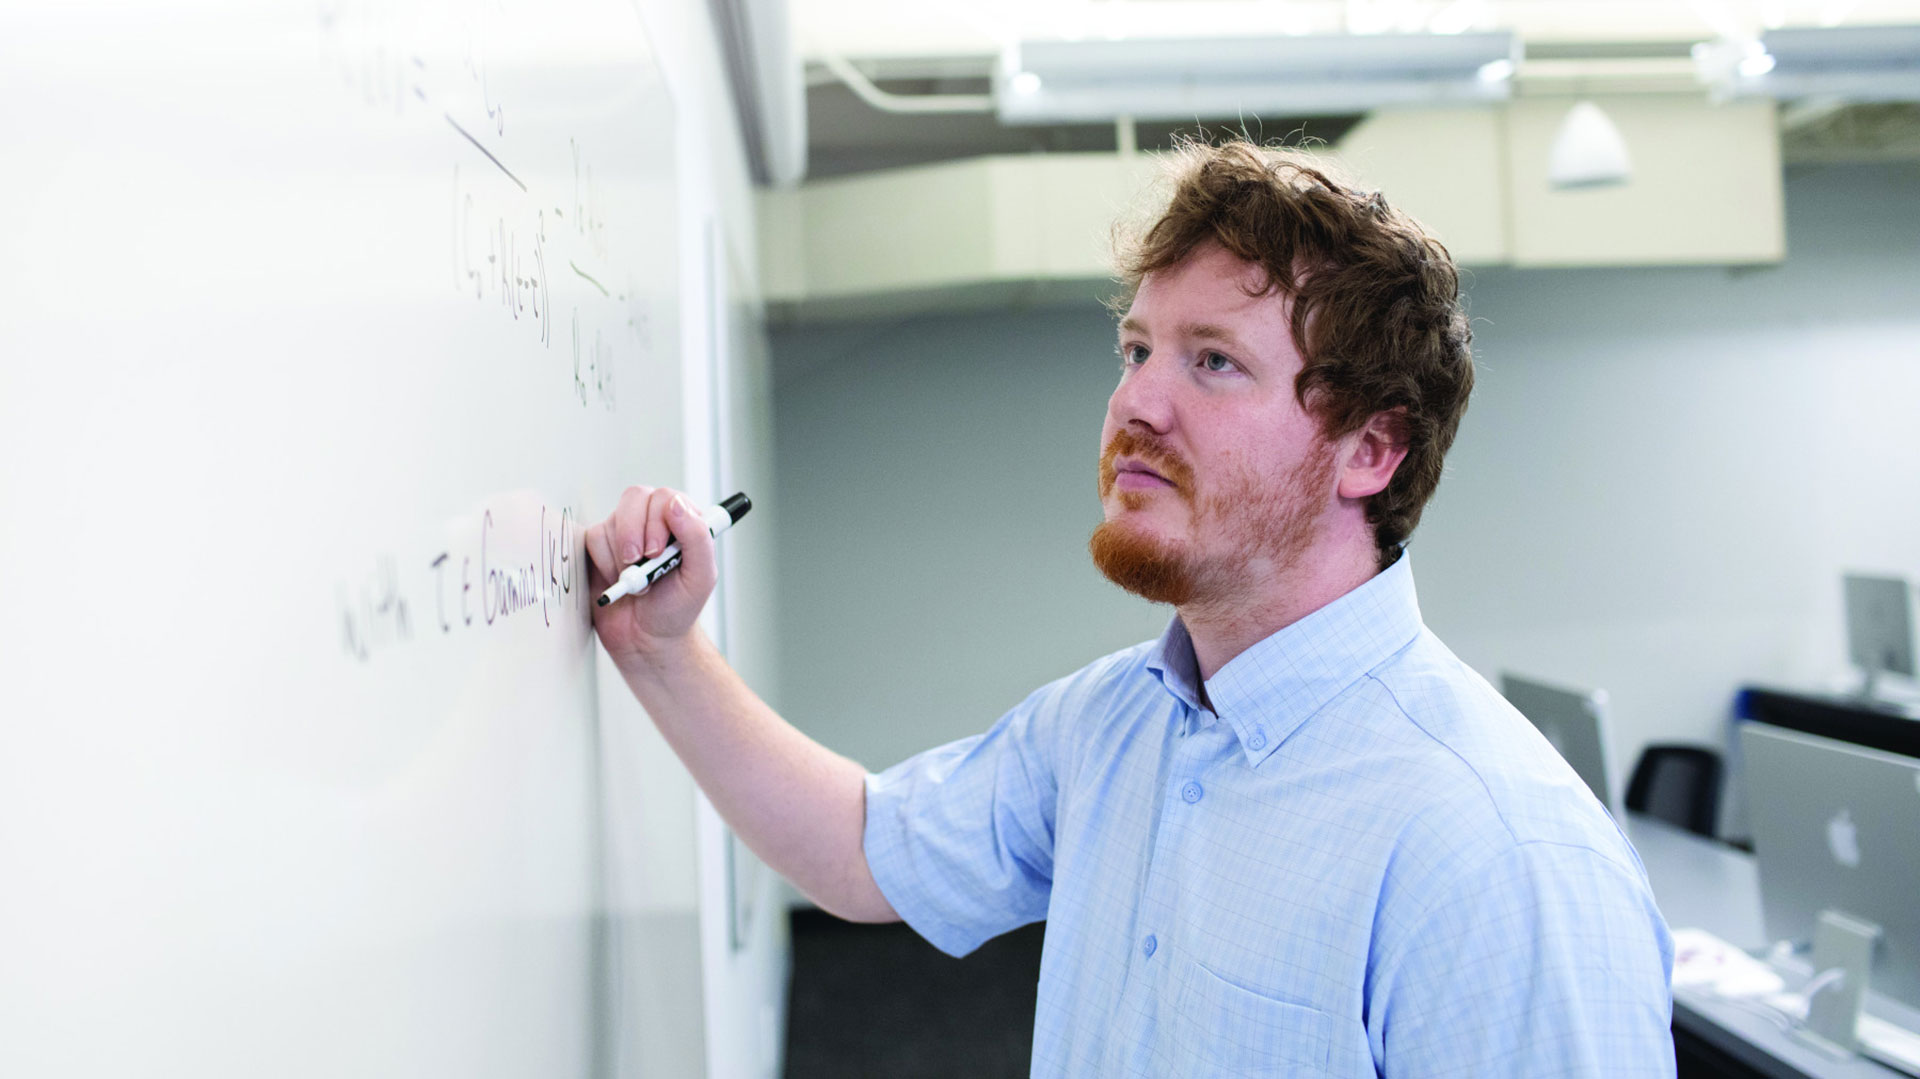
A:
[1826,808,1862,869]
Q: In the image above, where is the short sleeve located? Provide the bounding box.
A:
[862,690,1063,957]
[1372,841,1677,1078]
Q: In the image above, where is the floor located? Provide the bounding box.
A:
[784,909,1045,1079]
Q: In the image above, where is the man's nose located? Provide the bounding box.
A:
[1106,358,1178,435]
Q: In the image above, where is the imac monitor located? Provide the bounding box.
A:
[1845,573,1916,694]
[1740,721,1920,1011]
[1500,673,1621,817]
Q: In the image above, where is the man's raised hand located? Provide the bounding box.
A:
[584,485,719,662]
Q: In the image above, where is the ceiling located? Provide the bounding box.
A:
[790,0,1920,61]
[785,1,1920,178]
[803,58,1369,178]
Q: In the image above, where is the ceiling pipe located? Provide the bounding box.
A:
[818,53,994,115]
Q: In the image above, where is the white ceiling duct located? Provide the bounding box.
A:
[994,31,1520,125]
[1703,24,1920,103]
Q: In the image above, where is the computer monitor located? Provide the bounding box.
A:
[1845,573,1916,697]
[1500,673,1621,817]
[1740,721,1920,1011]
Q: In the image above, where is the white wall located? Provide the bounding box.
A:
[770,302,1166,771]
[767,161,1920,837]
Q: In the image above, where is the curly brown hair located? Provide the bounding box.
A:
[1113,138,1475,567]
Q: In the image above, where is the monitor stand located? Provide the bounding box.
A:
[1793,909,1883,1057]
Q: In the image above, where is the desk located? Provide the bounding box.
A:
[1626,815,1905,1078]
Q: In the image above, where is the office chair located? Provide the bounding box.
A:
[1625,745,1722,838]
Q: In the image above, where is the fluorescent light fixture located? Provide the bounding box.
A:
[1477,58,1515,84]
[1279,6,1316,36]
[1010,71,1042,96]
[1738,50,1777,78]
[994,31,1519,125]
[1547,101,1632,190]
[1429,0,1487,37]
[1712,24,1920,102]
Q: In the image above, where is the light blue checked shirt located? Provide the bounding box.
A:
[864,555,1675,1077]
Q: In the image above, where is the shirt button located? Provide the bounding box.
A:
[1181,781,1203,804]
[1142,934,1158,958]
[1248,728,1268,751]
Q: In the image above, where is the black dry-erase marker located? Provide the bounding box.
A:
[596,492,751,607]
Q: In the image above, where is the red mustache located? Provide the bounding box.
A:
[1099,428,1196,500]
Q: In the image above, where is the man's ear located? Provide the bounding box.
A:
[1337,408,1410,500]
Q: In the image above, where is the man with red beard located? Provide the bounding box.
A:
[587,141,1675,1076]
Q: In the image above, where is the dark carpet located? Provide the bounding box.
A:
[784,909,1045,1079]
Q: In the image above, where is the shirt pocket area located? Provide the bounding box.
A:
[1168,959,1334,1077]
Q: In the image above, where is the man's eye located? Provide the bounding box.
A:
[1120,343,1149,366]
[1200,351,1234,372]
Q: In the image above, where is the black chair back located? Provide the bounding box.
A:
[1625,745,1722,838]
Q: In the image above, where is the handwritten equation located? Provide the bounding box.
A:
[317,0,506,135]
[338,502,585,664]
[338,555,412,662]
[318,2,644,408]
[454,166,552,345]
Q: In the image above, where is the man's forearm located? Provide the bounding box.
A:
[612,629,899,924]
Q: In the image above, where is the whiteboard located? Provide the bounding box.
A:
[0,1,681,1074]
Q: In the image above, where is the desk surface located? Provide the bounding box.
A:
[1625,815,1904,1079]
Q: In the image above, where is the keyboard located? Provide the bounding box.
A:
[1671,927,1920,1073]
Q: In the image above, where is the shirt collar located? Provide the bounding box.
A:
[1145,553,1425,765]
[1144,615,1206,719]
